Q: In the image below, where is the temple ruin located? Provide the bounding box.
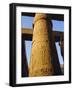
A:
[21,13,64,77]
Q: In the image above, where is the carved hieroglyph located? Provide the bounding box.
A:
[29,13,54,77]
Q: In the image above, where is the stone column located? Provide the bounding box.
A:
[60,38,64,59]
[22,36,28,77]
[29,13,54,77]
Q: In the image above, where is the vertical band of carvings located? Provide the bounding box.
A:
[29,13,54,76]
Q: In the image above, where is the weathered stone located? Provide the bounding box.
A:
[29,13,54,77]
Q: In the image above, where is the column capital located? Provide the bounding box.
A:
[33,13,47,24]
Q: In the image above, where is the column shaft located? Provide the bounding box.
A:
[29,13,54,77]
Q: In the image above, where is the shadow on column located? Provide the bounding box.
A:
[46,18,62,75]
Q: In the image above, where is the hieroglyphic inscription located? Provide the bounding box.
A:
[29,13,54,77]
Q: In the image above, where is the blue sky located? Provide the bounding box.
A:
[21,16,64,65]
[21,16,33,29]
